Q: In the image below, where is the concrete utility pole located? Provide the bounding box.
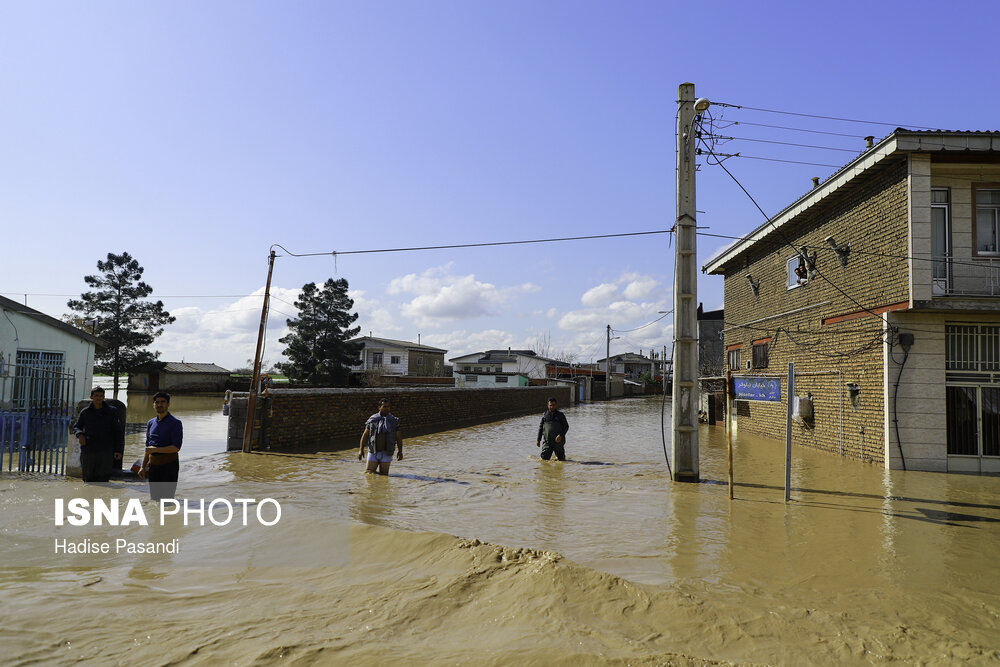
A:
[605,324,611,399]
[671,82,708,482]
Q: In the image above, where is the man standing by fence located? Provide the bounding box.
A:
[74,387,123,482]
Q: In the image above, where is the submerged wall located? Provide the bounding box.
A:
[226,385,572,451]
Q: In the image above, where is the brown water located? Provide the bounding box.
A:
[3,394,999,665]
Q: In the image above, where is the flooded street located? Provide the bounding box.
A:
[3,394,1000,665]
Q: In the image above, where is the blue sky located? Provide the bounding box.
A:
[3,1,998,370]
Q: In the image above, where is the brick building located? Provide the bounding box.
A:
[703,130,1000,473]
[350,336,447,377]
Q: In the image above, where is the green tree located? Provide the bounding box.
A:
[277,278,362,386]
[67,252,175,398]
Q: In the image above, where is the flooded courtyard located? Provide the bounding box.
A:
[3,394,999,665]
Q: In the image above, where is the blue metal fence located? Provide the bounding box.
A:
[0,356,75,474]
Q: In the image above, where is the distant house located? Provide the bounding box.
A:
[449,349,555,380]
[350,336,447,376]
[0,295,104,403]
[454,372,530,388]
[596,352,656,382]
[127,362,231,393]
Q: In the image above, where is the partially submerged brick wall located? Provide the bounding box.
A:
[227,386,571,451]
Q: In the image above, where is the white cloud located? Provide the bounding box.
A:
[622,276,657,300]
[350,289,402,336]
[387,265,537,328]
[558,272,671,354]
[581,283,618,307]
[152,287,301,369]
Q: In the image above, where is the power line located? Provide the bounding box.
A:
[711,101,939,131]
[698,150,843,168]
[732,121,872,139]
[271,230,671,258]
[718,135,862,153]
[612,310,671,334]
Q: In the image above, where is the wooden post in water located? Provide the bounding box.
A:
[243,249,276,454]
[726,369,733,500]
[785,362,794,502]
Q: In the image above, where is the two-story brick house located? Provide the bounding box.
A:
[703,130,1000,473]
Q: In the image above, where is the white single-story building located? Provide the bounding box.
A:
[0,295,104,403]
[449,349,555,380]
[454,372,530,388]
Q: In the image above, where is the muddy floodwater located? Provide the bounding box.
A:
[3,394,1000,665]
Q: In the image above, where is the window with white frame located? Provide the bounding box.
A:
[932,188,951,285]
[727,347,741,370]
[786,255,808,289]
[975,188,1000,256]
[372,352,383,366]
[390,355,401,365]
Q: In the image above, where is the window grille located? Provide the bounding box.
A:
[946,324,1000,372]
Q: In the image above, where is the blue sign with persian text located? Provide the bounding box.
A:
[732,376,782,402]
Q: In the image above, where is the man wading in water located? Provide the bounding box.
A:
[359,398,403,475]
[536,397,569,461]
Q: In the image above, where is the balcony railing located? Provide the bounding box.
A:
[933,256,1000,297]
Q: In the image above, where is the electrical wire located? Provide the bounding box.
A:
[719,135,863,153]
[732,121,873,139]
[711,102,939,131]
[892,344,910,470]
[271,230,672,258]
[612,310,671,334]
[699,150,844,168]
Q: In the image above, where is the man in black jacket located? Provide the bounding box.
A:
[74,387,123,482]
[536,397,569,461]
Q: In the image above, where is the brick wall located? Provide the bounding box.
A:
[721,159,910,465]
[227,385,571,451]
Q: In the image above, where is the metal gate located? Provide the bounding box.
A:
[0,355,76,474]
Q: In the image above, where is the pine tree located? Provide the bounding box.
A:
[278,278,362,386]
[67,252,175,397]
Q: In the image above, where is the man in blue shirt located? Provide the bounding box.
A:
[139,391,183,500]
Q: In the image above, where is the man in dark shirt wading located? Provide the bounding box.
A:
[536,397,569,461]
[74,387,124,482]
[139,391,183,501]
